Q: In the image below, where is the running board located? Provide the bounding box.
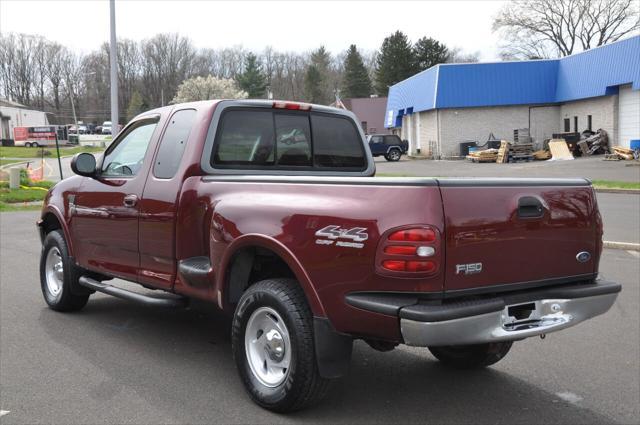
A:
[78,276,188,308]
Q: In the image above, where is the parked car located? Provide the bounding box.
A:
[367,134,408,161]
[101,121,112,134]
[37,100,620,413]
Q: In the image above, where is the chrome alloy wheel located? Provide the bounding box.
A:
[389,150,400,160]
[245,306,292,387]
[45,247,64,298]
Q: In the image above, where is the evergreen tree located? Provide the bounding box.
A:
[236,53,267,98]
[304,65,323,104]
[375,31,416,96]
[305,46,332,104]
[126,91,144,121]
[342,44,372,98]
[413,37,450,72]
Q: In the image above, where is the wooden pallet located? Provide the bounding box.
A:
[497,141,510,164]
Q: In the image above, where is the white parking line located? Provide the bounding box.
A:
[0,410,10,417]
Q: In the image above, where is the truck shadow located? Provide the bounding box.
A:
[39,295,613,424]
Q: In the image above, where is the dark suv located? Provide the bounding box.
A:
[367,134,408,161]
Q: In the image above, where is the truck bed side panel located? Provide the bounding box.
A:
[176,176,445,340]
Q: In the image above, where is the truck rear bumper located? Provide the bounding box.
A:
[347,279,621,347]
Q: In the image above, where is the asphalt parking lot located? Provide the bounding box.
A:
[1,211,638,424]
[374,156,640,182]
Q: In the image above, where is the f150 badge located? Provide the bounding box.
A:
[456,263,483,275]
[315,225,368,249]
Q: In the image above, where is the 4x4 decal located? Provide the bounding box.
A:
[315,225,368,248]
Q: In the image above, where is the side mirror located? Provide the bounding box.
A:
[71,152,97,177]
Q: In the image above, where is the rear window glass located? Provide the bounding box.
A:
[211,109,365,170]
[153,109,196,178]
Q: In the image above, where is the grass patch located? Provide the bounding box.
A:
[0,187,48,203]
[0,201,43,212]
[0,145,104,159]
[591,180,640,190]
[0,159,25,167]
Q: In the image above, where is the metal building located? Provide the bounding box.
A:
[385,36,640,157]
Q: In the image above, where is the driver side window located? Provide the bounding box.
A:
[101,119,158,177]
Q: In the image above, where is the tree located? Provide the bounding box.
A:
[304,46,333,104]
[413,37,450,71]
[341,44,372,98]
[493,0,640,59]
[375,31,416,96]
[236,53,267,98]
[304,65,323,103]
[171,75,247,103]
[447,47,480,63]
[127,91,144,120]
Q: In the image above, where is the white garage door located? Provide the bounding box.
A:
[618,84,640,147]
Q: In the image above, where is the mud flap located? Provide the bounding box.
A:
[313,317,353,379]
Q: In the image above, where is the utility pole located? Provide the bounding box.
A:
[109,0,119,136]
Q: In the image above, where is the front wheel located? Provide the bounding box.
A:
[385,149,401,161]
[232,278,330,412]
[40,230,90,311]
[428,341,513,369]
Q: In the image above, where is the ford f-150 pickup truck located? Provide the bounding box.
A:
[37,99,621,412]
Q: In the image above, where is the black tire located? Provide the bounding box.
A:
[40,230,90,312]
[232,278,330,412]
[385,148,401,162]
[428,341,513,369]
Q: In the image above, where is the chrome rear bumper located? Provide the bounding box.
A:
[401,291,619,347]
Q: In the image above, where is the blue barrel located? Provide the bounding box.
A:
[630,139,640,150]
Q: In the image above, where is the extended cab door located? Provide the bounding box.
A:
[70,116,160,281]
[138,108,197,290]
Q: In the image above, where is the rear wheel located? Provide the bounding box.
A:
[385,148,401,161]
[428,342,513,369]
[40,230,90,312]
[232,278,330,412]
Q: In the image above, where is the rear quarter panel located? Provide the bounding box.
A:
[176,177,444,340]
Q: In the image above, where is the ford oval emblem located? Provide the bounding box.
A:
[576,251,591,263]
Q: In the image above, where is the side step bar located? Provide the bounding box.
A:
[78,276,188,308]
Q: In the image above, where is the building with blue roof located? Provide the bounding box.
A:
[385,35,640,157]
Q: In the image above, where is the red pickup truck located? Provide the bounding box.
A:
[38,100,620,412]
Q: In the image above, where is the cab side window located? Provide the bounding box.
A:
[153,109,196,178]
[384,135,400,145]
[370,136,384,144]
[102,119,158,177]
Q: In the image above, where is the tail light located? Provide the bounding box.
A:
[377,226,440,276]
[273,101,312,111]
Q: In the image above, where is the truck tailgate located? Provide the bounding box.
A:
[439,179,600,294]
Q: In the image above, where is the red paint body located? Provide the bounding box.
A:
[41,100,602,343]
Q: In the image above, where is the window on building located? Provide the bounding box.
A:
[587,115,592,131]
[361,121,367,134]
[564,118,570,132]
[574,116,578,132]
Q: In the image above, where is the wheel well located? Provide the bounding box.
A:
[226,246,296,305]
[40,213,62,235]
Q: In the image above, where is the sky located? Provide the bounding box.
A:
[0,0,507,60]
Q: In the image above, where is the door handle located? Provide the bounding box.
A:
[123,194,138,208]
[517,196,545,219]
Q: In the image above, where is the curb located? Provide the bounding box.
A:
[595,188,640,194]
[604,241,640,251]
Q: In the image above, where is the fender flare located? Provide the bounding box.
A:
[39,205,75,256]
[216,233,326,317]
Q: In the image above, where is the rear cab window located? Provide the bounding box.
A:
[210,108,366,171]
[153,109,196,179]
